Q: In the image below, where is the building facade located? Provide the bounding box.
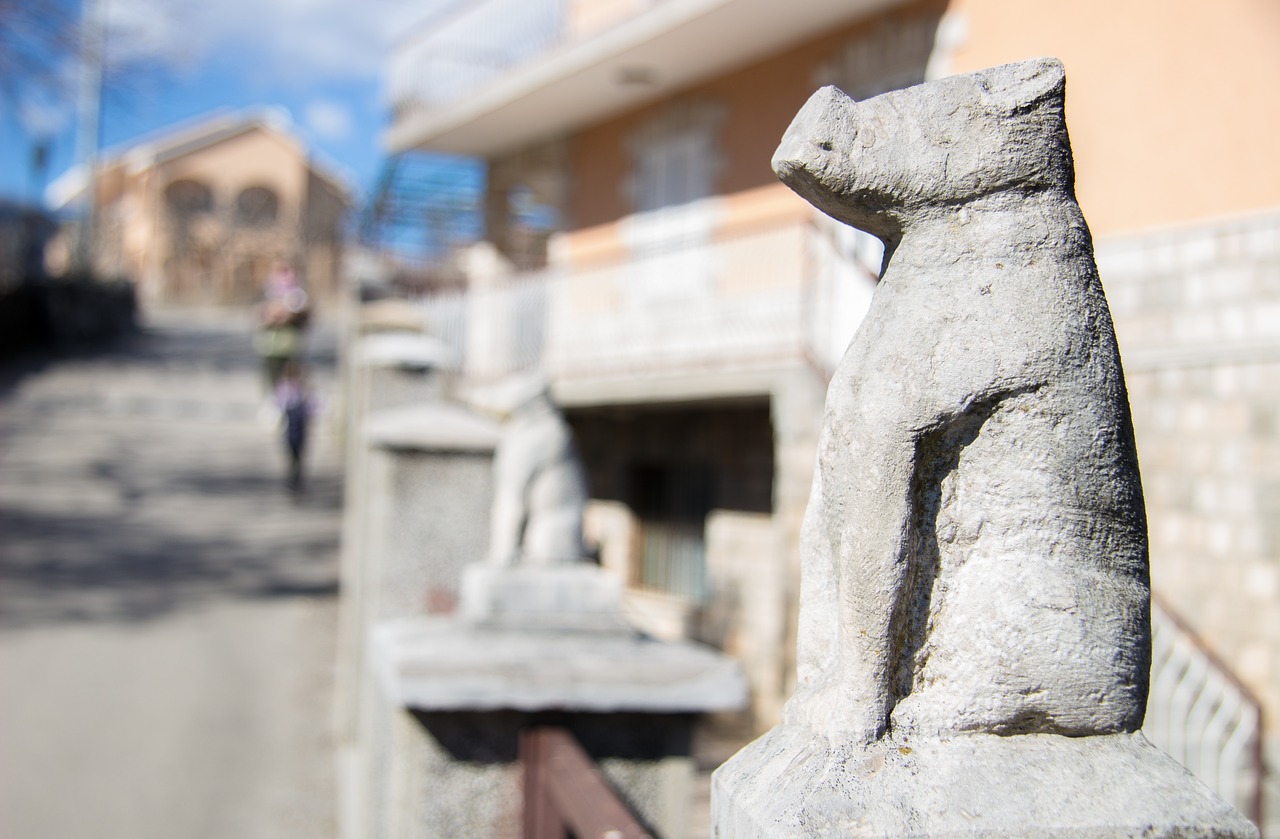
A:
[53,111,349,304]
[385,0,1279,826]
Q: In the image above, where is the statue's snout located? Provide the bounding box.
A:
[772,85,855,185]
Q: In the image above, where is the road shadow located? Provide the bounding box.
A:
[0,470,344,630]
[0,308,345,631]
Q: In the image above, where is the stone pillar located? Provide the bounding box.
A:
[360,405,500,619]
[342,402,501,839]
[335,332,464,749]
[713,60,1257,837]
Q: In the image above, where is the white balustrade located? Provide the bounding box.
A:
[1145,598,1263,826]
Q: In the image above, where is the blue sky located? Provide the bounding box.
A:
[0,0,451,208]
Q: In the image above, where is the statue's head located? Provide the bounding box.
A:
[772,58,1073,240]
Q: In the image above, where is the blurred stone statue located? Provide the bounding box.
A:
[468,370,588,566]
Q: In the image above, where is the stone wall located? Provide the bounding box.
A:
[1098,207,1280,832]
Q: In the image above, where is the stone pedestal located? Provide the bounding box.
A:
[356,563,747,839]
[714,725,1258,837]
[373,612,746,715]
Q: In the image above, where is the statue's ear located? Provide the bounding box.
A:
[977,57,1065,115]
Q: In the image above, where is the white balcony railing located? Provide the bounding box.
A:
[546,219,876,383]
[411,217,878,385]
[1145,598,1264,828]
[387,0,568,121]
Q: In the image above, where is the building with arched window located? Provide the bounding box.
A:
[52,109,349,304]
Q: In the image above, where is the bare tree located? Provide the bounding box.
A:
[0,0,79,108]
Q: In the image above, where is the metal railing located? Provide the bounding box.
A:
[639,520,707,602]
[521,727,653,839]
[1145,596,1265,829]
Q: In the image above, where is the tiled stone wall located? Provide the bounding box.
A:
[1098,207,1280,832]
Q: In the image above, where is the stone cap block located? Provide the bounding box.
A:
[371,615,749,714]
[365,402,500,453]
[713,724,1260,838]
[357,331,460,371]
[357,300,428,335]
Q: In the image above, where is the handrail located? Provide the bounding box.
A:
[521,726,654,839]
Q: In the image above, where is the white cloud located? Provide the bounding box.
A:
[103,0,447,85]
[18,91,73,137]
[304,99,354,141]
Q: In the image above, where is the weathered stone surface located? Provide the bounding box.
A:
[715,727,1256,837]
[714,58,1257,837]
[359,404,499,620]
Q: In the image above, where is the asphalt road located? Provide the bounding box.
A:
[0,308,343,839]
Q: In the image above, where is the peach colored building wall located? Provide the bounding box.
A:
[942,3,1280,820]
[563,0,947,255]
[944,0,1280,237]
[159,132,305,214]
[90,123,347,304]
[566,0,647,39]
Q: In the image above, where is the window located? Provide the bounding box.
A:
[569,402,774,606]
[628,100,724,216]
[235,186,279,227]
[632,463,712,602]
[164,179,213,216]
[814,16,937,100]
[633,128,715,214]
[624,101,726,299]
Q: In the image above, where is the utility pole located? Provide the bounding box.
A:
[72,0,104,276]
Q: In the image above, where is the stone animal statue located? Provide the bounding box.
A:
[774,58,1150,745]
[468,371,588,566]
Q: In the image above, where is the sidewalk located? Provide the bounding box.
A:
[0,308,343,839]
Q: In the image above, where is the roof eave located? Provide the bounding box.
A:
[384,0,909,158]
